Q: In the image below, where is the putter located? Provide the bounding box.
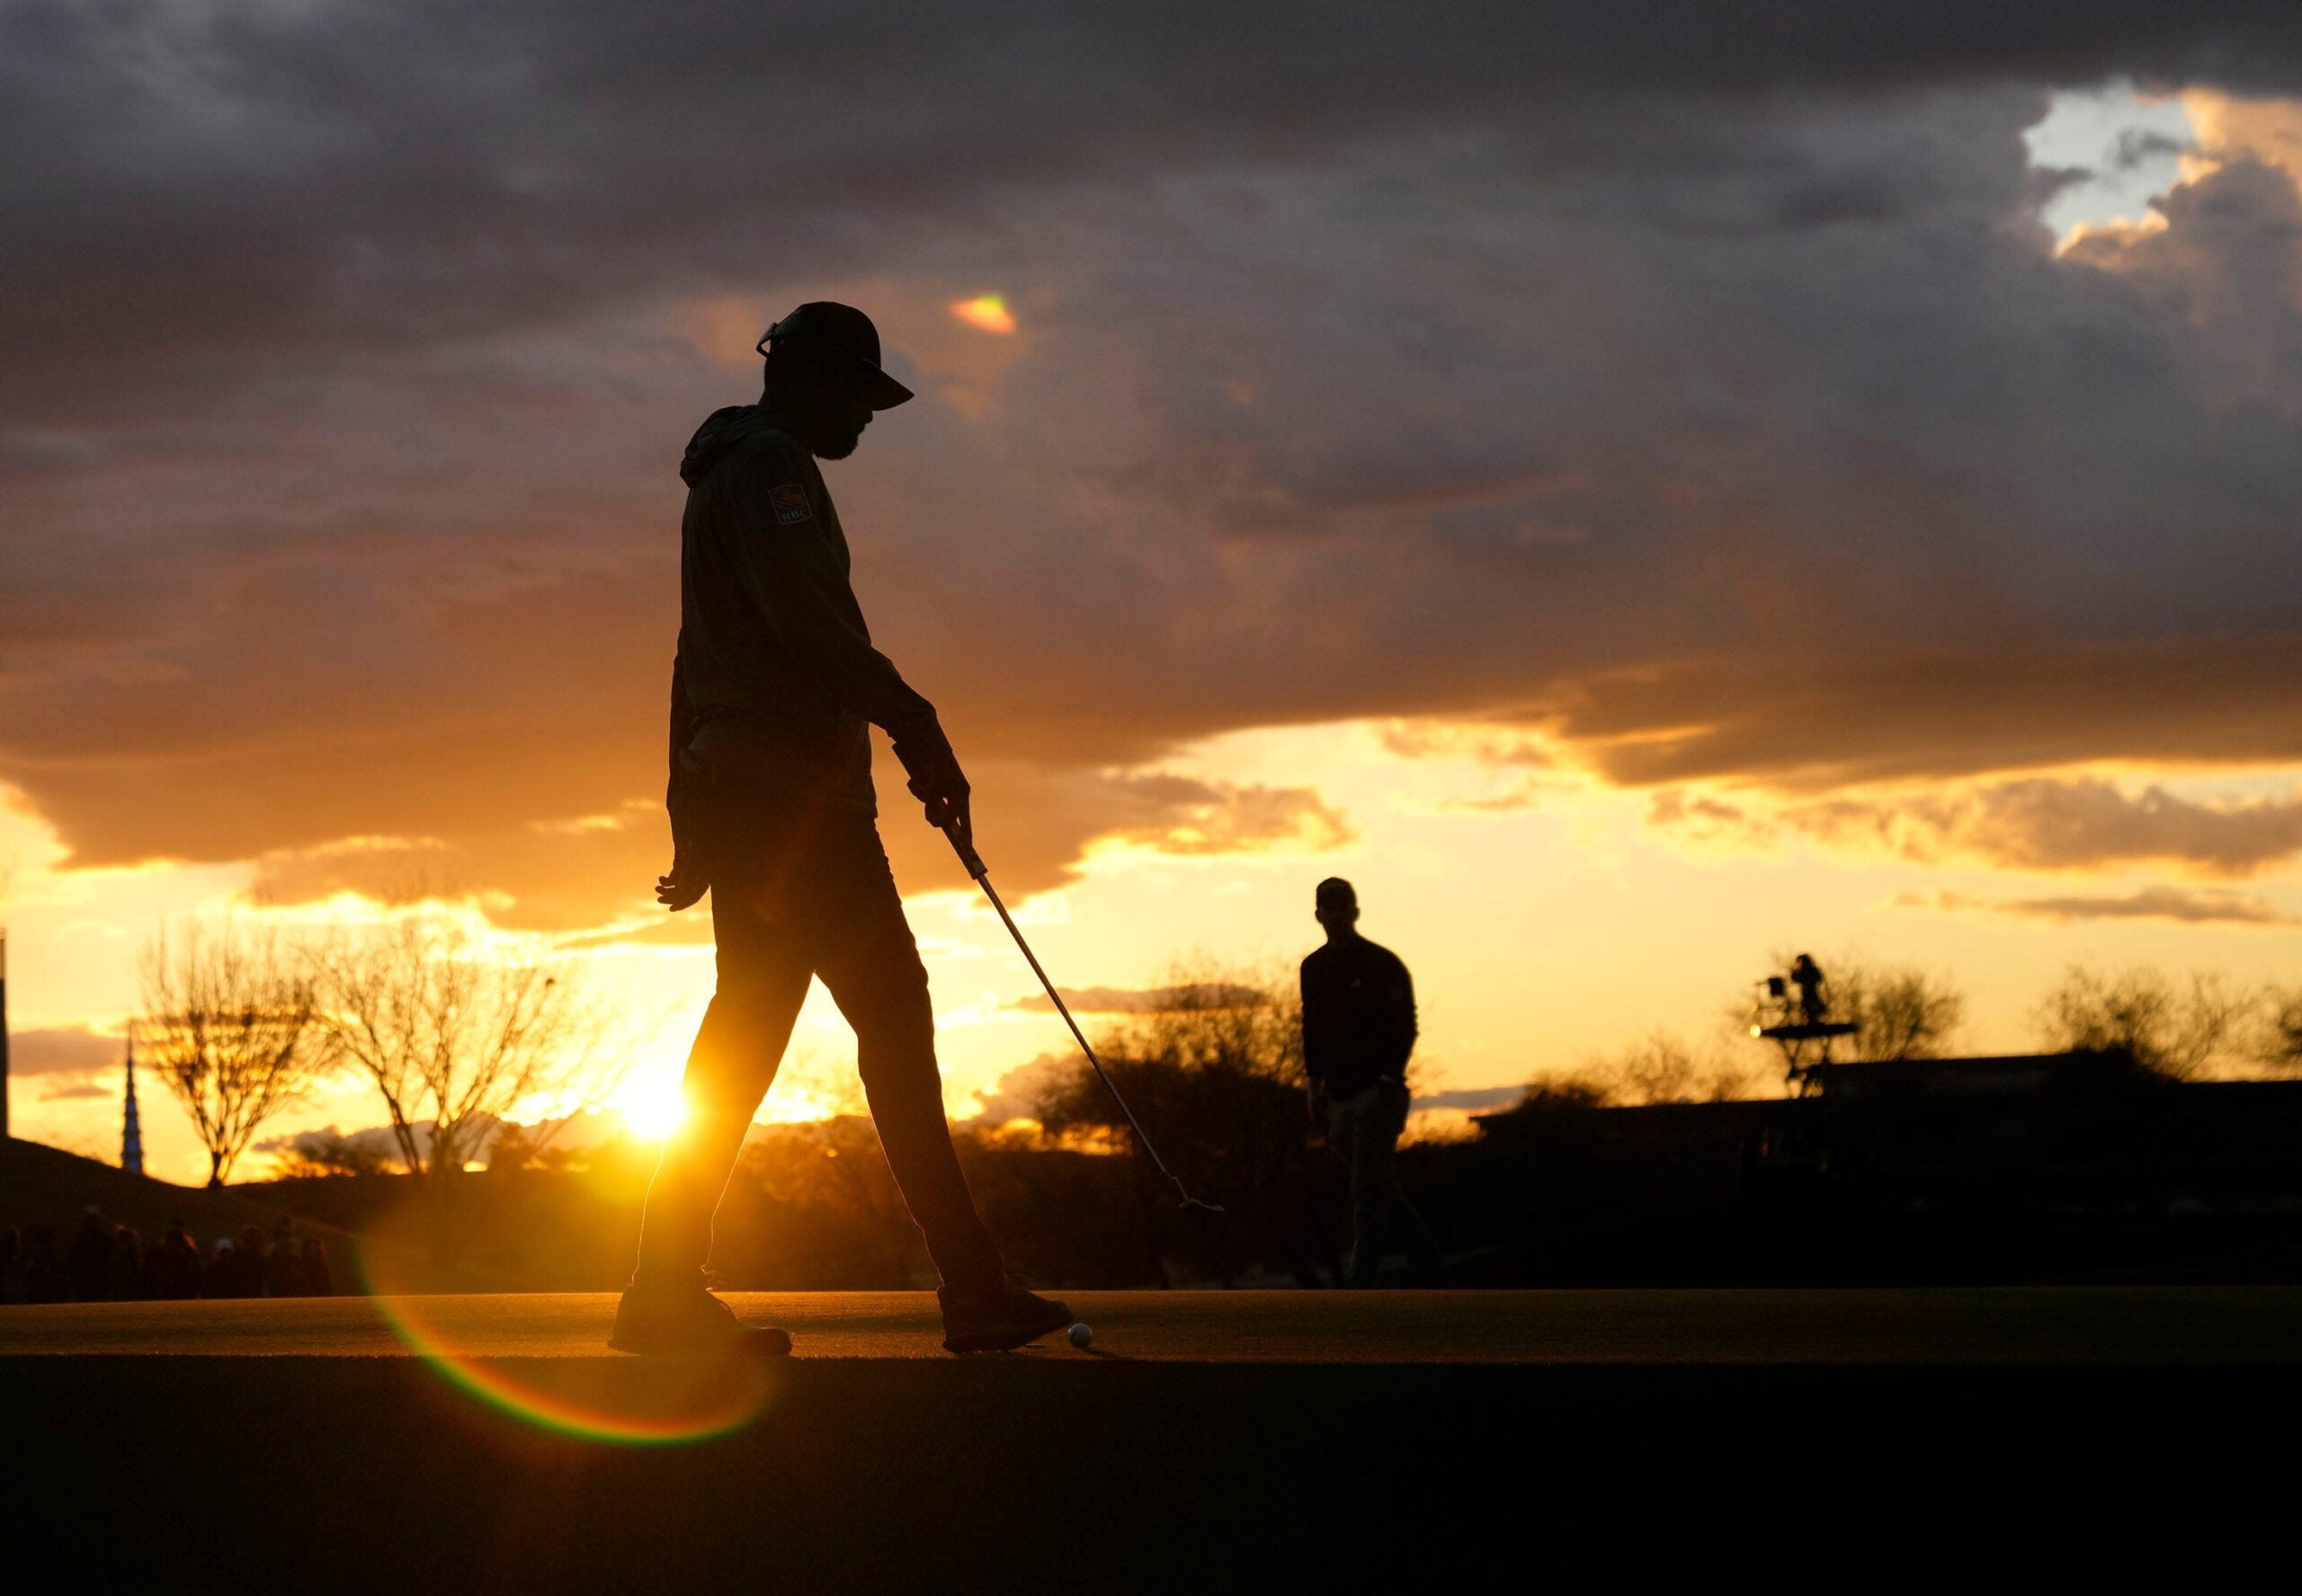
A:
[944,824,1224,1213]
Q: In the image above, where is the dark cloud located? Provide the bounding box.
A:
[2113,128,2198,168]
[1102,777,1356,859]
[2010,886,2294,923]
[6,1024,122,1077]
[1378,724,1554,767]
[1646,790,1779,847]
[240,757,1352,923]
[1789,777,2302,876]
[1552,638,2302,792]
[1899,886,2296,925]
[881,764,1355,900]
[247,801,669,932]
[4,5,2302,929]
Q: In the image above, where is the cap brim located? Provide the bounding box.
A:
[864,364,915,410]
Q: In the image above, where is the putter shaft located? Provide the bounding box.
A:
[947,827,1222,1213]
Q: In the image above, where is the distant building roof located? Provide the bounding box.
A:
[1797,1048,2144,1100]
[1472,1049,2154,1140]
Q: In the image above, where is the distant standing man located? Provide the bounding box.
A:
[1301,878,1447,1288]
[1789,953,1828,1026]
[613,302,1070,1356]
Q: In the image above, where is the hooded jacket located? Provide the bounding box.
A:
[669,406,950,821]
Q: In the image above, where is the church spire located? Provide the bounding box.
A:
[121,1027,144,1176]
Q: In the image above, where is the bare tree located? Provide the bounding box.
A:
[311,914,620,1260]
[139,920,324,1187]
[1568,1031,1766,1106]
[2253,986,2302,1077]
[1840,965,1967,1061]
[1515,1074,1616,1111]
[2034,965,2255,1081]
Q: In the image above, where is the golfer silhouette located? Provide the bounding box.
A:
[614,303,1071,1356]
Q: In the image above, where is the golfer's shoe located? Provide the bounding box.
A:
[608,1284,792,1356]
[938,1278,1074,1354]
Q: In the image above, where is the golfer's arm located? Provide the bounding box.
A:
[1299,969,1330,1084]
[665,655,710,860]
[1387,961,1418,1078]
[667,655,696,802]
[734,536,944,747]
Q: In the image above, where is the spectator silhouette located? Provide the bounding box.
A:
[145,1219,202,1300]
[26,1226,68,1303]
[105,1226,145,1301]
[228,1226,267,1297]
[299,1235,334,1297]
[1301,878,1448,1288]
[68,1208,112,1301]
[263,1219,300,1297]
[203,1236,246,1299]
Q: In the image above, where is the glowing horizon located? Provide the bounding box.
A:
[10,718,2302,1186]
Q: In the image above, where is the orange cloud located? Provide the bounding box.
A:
[950,295,1018,334]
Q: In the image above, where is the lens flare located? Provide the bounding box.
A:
[950,294,1017,334]
[356,1201,776,1446]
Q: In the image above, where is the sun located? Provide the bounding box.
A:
[619,1078,690,1142]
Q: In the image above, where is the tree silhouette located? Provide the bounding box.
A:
[311,913,618,1263]
[2034,964,2254,1081]
[1031,960,1334,1285]
[2255,985,2302,1076]
[139,920,323,1187]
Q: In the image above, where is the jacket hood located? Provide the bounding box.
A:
[680,406,792,486]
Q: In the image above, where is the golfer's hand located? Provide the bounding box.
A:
[896,723,973,841]
[923,785,972,843]
[656,853,709,912]
[906,763,971,842]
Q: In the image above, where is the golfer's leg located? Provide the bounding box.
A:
[630,904,813,1288]
[1379,1090,1447,1285]
[1326,1097,1363,1280]
[816,836,1004,1292]
[1394,1190,1446,1285]
[1340,1093,1388,1287]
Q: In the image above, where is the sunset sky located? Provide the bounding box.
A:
[5,7,2302,1184]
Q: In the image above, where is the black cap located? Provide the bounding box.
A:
[756,301,915,410]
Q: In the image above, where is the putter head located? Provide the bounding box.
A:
[1170,1181,1225,1214]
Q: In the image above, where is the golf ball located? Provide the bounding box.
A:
[1068,1321,1093,1349]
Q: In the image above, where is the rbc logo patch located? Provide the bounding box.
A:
[770,484,812,524]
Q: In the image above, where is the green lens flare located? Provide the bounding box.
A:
[356,1242,775,1446]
